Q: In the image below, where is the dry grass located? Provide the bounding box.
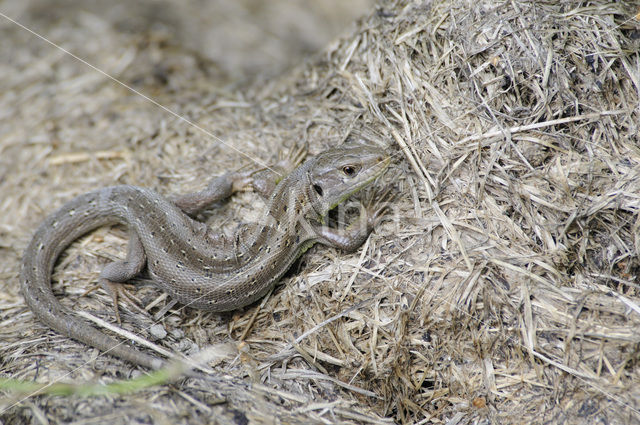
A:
[1,0,640,423]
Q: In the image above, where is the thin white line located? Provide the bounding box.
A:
[0,10,398,412]
[0,11,276,174]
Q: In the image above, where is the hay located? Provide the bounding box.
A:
[1,0,640,423]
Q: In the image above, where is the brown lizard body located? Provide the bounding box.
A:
[21,142,390,369]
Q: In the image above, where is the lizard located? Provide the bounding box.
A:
[20,141,391,369]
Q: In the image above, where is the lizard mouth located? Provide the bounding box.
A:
[358,154,391,186]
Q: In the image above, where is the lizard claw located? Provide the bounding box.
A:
[291,142,309,167]
[101,279,147,325]
[364,185,398,228]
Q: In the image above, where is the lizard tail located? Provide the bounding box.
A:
[20,187,163,369]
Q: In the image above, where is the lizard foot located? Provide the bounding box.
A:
[100,279,147,325]
[363,184,398,228]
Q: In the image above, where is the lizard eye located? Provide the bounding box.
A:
[342,165,357,176]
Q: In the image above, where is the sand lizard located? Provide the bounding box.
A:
[21,142,391,369]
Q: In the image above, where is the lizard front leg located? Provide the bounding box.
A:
[313,187,393,252]
[171,144,307,216]
[170,170,255,217]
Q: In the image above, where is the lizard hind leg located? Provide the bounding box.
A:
[98,230,147,324]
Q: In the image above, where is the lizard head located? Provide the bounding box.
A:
[306,141,390,217]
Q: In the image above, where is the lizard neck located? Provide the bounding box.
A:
[229,160,320,267]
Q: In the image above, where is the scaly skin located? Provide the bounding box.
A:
[21,142,391,369]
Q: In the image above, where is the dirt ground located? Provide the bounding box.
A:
[1,0,640,424]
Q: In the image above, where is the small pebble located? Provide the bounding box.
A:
[149,323,167,340]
